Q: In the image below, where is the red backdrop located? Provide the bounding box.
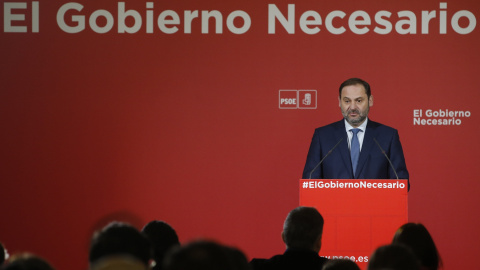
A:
[1,1,479,269]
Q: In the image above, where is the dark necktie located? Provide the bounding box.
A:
[350,128,361,175]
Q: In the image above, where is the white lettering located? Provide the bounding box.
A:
[51,3,478,35]
[32,1,39,33]
[396,11,416,34]
[439,2,447,34]
[349,11,370,34]
[184,11,198,34]
[226,11,251,34]
[4,2,27,33]
[89,10,114,34]
[146,2,154,33]
[118,2,142,33]
[451,10,476,34]
[421,10,436,34]
[57,3,85,33]
[268,4,294,34]
[202,10,222,34]
[325,11,346,34]
[5,2,39,33]
[158,10,180,34]
[374,11,392,34]
[299,11,322,34]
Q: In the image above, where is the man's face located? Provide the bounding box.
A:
[339,84,373,127]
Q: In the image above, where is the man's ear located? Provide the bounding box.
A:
[369,95,374,107]
[314,237,322,253]
[313,232,323,253]
[281,231,286,244]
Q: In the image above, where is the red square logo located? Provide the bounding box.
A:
[279,90,298,109]
[298,90,317,109]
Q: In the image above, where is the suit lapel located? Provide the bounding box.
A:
[334,120,354,178]
[355,120,377,178]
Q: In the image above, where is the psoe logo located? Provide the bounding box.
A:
[279,90,317,109]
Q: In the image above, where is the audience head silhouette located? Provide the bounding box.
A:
[163,240,249,270]
[1,253,55,270]
[0,242,6,266]
[322,259,360,270]
[249,206,328,270]
[392,223,442,270]
[367,244,420,270]
[282,206,324,252]
[142,220,180,270]
[89,221,151,268]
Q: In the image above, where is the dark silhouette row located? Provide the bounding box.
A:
[0,207,441,270]
[249,207,441,270]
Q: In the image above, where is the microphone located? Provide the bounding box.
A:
[309,138,344,179]
[373,138,399,180]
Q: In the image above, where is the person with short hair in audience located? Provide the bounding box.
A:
[142,220,180,270]
[392,223,442,270]
[367,244,420,270]
[163,240,250,270]
[321,259,360,270]
[0,242,6,266]
[250,206,328,270]
[89,221,152,270]
[1,253,55,270]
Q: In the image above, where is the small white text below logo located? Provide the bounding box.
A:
[413,109,471,126]
[279,90,317,109]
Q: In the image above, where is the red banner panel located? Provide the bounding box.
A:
[300,179,408,269]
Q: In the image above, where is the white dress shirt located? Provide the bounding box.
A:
[344,118,368,151]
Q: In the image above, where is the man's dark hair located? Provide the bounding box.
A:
[282,206,324,250]
[142,220,180,269]
[367,244,420,270]
[339,78,371,98]
[89,221,151,266]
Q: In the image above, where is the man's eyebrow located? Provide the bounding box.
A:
[343,96,363,100]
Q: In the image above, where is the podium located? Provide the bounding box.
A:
[299,179,408,270]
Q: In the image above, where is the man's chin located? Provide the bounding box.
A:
[346,117,365,126]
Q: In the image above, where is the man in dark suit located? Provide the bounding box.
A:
[250,206,328,270]
[302,78,409,185]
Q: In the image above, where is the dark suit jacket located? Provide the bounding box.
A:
[302,119,409,185]
[250,249,329,270]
